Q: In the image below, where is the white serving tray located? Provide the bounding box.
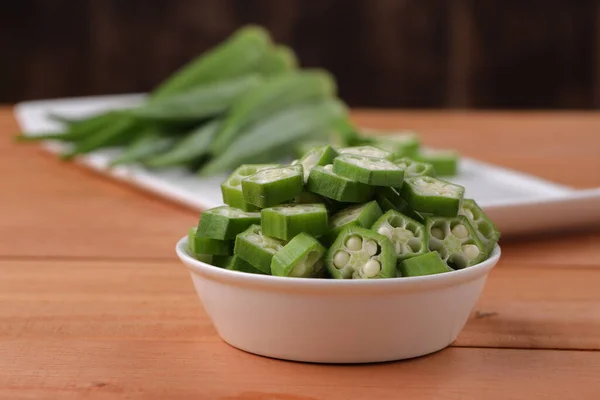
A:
[14,94,600,236]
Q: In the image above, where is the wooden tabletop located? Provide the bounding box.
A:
[2,107,600,399]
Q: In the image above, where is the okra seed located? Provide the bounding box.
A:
[464,209,474,220]
[431,227,444,239]
[364,240,378,256]
[451,224,469,239]
[333,251,350,268]
[378,226,392,237]
[363,259,381,278]
[462,244,480,260]
[247,235,262,244]
[324,164,333,172]
[345,236,363,251]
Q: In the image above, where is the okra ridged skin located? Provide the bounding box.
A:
[193,236,234,256]
[391,157,436,178]
[242,165,304,208]
[197,206,261,240]
[325,226,396,279]
[221,164,280,211]
[223,255,267,275]
[398,252,451,277]
[460,199,501,255]
[234,225,286,274]
[375,187,407,213]
[371,210,428,264]
[332,154,405,187]
[400,176,465,217]
[261,204,328,241]
[296,145,339,182]
[322,201,383,246]
[187,227,214,263]
[271,233,326,278]
[425,215,486,270]
[306,165,375,203]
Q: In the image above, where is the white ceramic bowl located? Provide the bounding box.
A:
[176,237,501,363]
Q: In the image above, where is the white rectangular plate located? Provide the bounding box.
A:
[14,94,600,236]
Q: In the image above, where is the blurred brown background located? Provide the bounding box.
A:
[2,0,599,109]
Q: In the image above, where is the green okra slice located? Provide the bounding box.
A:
[398,252,452,277]
[221,164,279,211]
[222,255,267,274]
[370,132,420,158]
[187,227,214,263]
[325,226,396,279]
[306,165,375,203]
[322,200,383,246]
[371,210,428,263]
[338,145,392,160]
[292,191,325,204]
[460,199,501,255]
[332,154,404,187]
[400,176,465,217]
[261,203,328,241]
[375,187,407,212]
[271,233,326,278]
[414,149,460,176]
[242,164,304,208]
[391,157,436,178]
[425,215,486,270]
[192,236,233,256]
[197,206,261,240]
[234,225,286,274]
[295,145,339,182]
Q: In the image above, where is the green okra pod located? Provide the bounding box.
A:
[261,203,328,241]
[223,255,267,274]
[109,129,175,166]
[241,164,304,208]
[459,199,500,255]
[321,201,383,246]
[425,215,486,269]
[220,164,280,211]
[271,233,326,278]
[234,224,286,274]
[332,154,404,187]
[197,206,261,240]
[257,45,298,76]
[294,145,339,182]
[337,145,392,160]
[306,165,375,203]
[400,176,465,217]
[398,252,451,277]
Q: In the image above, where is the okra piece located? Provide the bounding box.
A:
[325,226,396,279]
[332,154,404,187]
[223,255,267,275]
[400,176,465,217]
[220,164,279,211]
[292,191,325,205]
[371,132,420,158]
[192,236,233,256]
[271,233,326,278]
[460,199,501,255]
[338,145,392,160]
[306,165,375,203]
[425,216,486,270]
[234,225,286,274]
[375,187,407,212]
[371,210,428,263]
[241,164,304,208]
[62,116,139,159]
[261,203,328,241]
[296,145,339,182]
[391,157,436,178]
[187,227,213,263]
[322,201,383,246]
[257,45,297,76]
[398,252,451,277]
[415,149,460,176]
[293,139,329,159]
[197,206,261,240]
[109,129,175,166]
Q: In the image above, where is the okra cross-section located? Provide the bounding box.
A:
[425,215,485,270]
[371,210,428,263]
[332,154,404,187]
[391,157,436,178]
[295,145,339,182]
[234,224,286,274]
[306,165,375,203]
[460,199,500,255]
[271,233,326,278]
[398,252,451,277]
[197,206,261,240]
[338,145,392,160]
[242,164,304,208]
[400,176,465,217]
[261,203,328,241]
[322,200,383,246]
[221,164,279,211]
[325,226,396,279]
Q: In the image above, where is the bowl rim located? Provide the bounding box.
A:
[176,236,501,293]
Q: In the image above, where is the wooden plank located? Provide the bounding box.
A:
[1,339,599,400]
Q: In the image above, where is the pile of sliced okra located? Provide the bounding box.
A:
[188,144,500,279]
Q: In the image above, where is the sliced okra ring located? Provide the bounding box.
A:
[306,165,375,203]
[223,255,267,275]
[296,145,339,182]
[261,203,328,241]
[400,176,465,217]
[338,145,392,160]
[414,149,460,176]
[321,200,383,246]
[425,215,485,270]
[371,210,428,263]
[234,224,286,274]
[271,233,326,278]
[332,154,404,187]
[292,191,325,204]
[197,206,261,240]
[398,252,451,277]
[325,226,396,279]
[391,157,436,178]
[460,198,500,255]
[371,132,420,158]
[187,227,213,263]
[221,164,279,211]
[375,187,408,213]
[241,164,304,208]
